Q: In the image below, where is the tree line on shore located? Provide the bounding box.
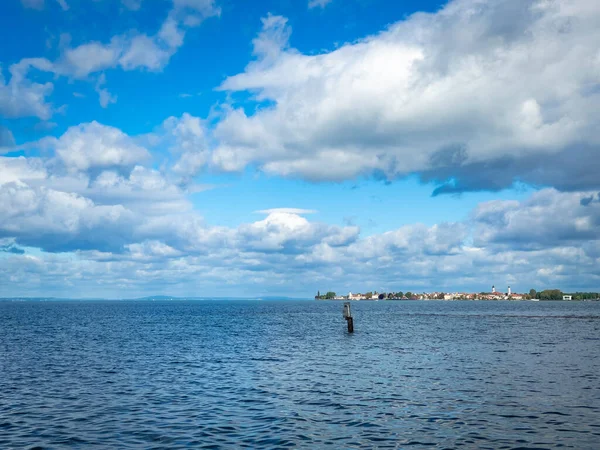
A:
[529,289,599,300]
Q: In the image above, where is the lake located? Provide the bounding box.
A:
[1,300,599,448]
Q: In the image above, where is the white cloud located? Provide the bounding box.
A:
[0,181,137,253]
[55,30,182,78]
[213,0,600,192]
[172,0,220,16]
[159,113,211,183]
[256,208,317,215]
[235,211,358,254]
[96,89,115,108]
[158,16,185,49]
[86,166,191,214]
[45,122,150,174]
[0,60,54,120]
[251,14,291,62]
[20,0,44,10]
[347,222,467,259]
[122,0,143,10]
[472,189,600,250]
[0,157,47,185]
[0,135,194,255]
[21,0,68,10]
[95,74,117,108]
[118,34,177,72]
[60,40,122,78]
[308,0,333,9]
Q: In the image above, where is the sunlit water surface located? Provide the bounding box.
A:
[1,300,599,449]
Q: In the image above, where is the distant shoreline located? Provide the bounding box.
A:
[2,297,598,302]
[315,298,600,302]
[0,296,312,302]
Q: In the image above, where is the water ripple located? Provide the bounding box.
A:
[1,300,599,448]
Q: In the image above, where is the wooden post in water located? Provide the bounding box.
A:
[343,302,354,333]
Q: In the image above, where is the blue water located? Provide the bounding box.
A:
[1,300,599,449]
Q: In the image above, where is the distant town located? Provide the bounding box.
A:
[315,286,600,301]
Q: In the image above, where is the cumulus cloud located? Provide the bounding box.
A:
[351,223,468,259]
[1,156,48,183]
[41,121,150,174]
[155,113,211,184]
[0,162,192,256]
[213,0,600,193]
[118,33,179,72]
[0,60,54,119]
[60,40,122,78]
[237,211,358,253]
[0,182,137,253]
[52,26,186,78]
[86,166,192,214]
[0,120,199,257]
[473,189,600,250]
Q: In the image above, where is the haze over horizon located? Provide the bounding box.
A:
[1,0,599,298]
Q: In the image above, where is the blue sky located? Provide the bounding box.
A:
[1,0,599,298]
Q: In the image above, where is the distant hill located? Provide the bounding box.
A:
[1,295,311,302]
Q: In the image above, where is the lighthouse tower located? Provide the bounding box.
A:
[508,286,511,295]
[492,285,496,293]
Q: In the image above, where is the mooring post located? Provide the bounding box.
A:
[343,302,354,333]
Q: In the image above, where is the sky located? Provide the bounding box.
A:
[1,0,599,298]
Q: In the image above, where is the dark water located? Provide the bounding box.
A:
[1,300,600,449]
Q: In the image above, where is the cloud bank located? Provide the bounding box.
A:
[1,121,599,297]
[212,0,600,193]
